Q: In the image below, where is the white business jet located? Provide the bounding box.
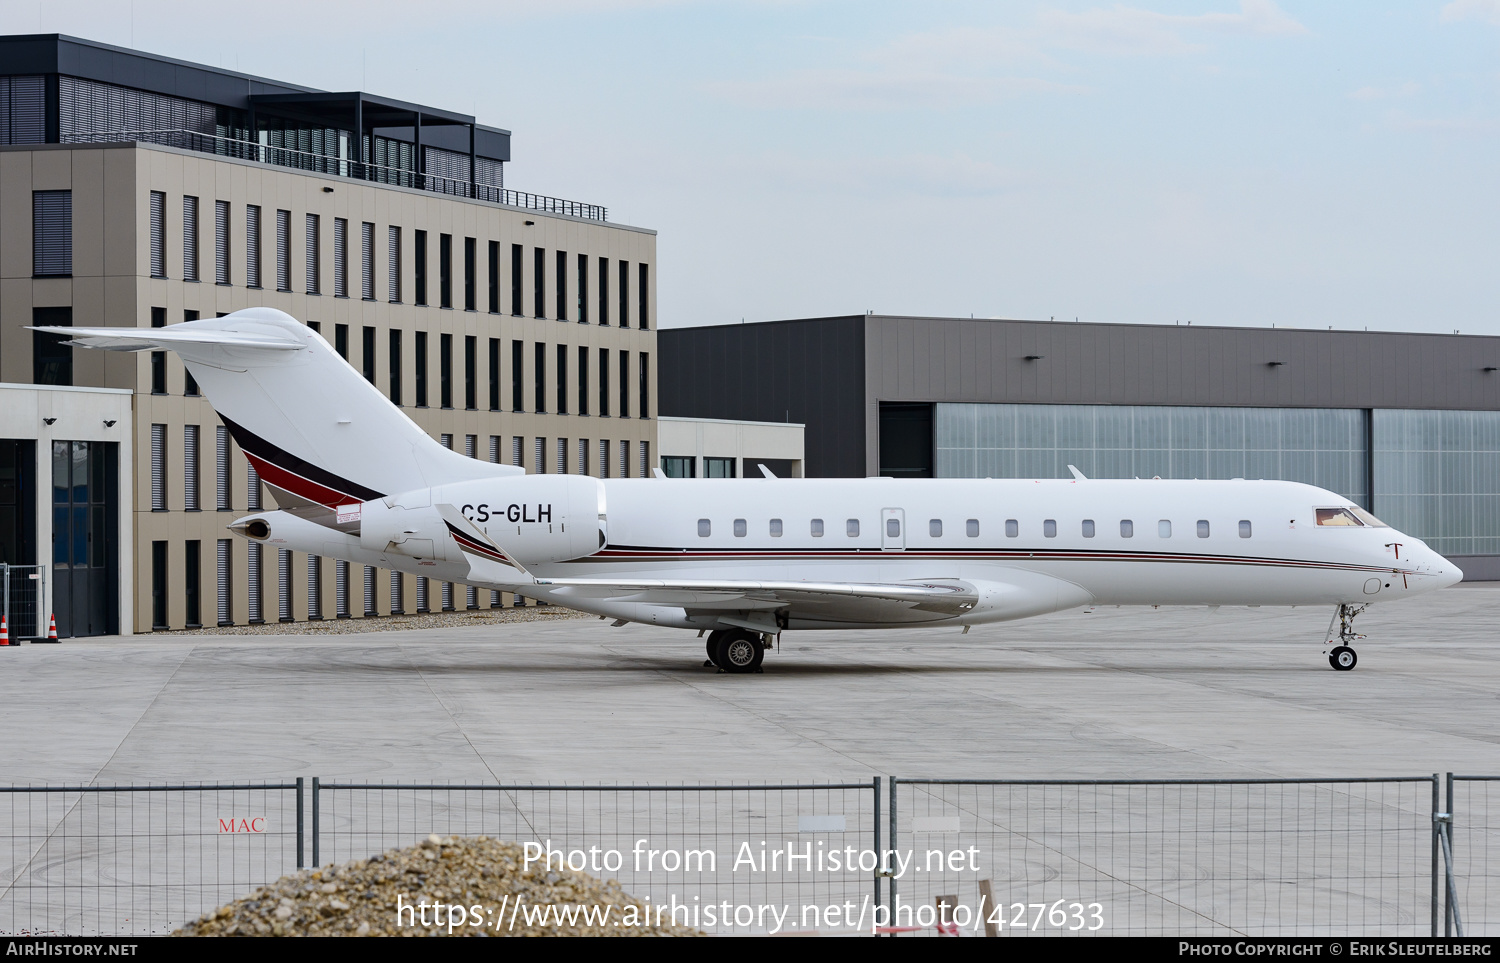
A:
[38,309,1461,673]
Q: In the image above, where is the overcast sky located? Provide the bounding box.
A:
[7,2,1500,334]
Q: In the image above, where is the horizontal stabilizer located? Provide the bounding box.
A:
[28,326,304,352]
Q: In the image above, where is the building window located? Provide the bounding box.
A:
[464,236,476,311]
[466,434,478,459]
[557,343,568,414]
[639,353,649,418]
[639,262,650,329]
[305,214,321,294]
[662,456,695,478]
[151,351,166,394]
[640,441,649,479]
[246,205,262,287]
[149,191,165,278]
[151,424,167,510]
[216,426,231,510]
[363,327,377,383]
[534,247,546,318]
[488,240,500,313]
[247,461,262,511]
[365,565,378,617]
[335,559,349,618]
[216,539,233,626]
[278,549,293,622]
[389,570,403,615]
[577,252,588,323]
[490,436,502,463]
[32,306,72,386]
[579,439,589,476]
[214,200,231,284]
[512,244,524,315]
[387,226,402,302]
[512,341,525,412]
[535,437,547,474]
[184,425,200,511]
[705,457,735,478]
[185,540,201,628]
[182,195,198,281]
[415,573,428,614]
[441,434,453,450]
[415,331,428,407]
[579,346,589,416]
[599,348,610,417]
[389,329,403,405]
[246,541,264,623]
[440,333,454,408]
[333,217,348,297]
[513,436,524,469]
[34,191,73,277]
[414,230,428,305]
[535,342,547,413]
[619,351,629,418]
[619,260,630,328]
[439,233,453,308]
[276,210,291,291]
[334,324,349,360]
[489,338,501,411]
[556,250,568,320]
[308,556,323,620]
[465,335,477,410]
[600,439,610,478]
[598,257,609,325]
[151,541,168,630]
[360,222,375,300]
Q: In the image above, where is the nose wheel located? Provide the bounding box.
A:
[1323,603,1367,671]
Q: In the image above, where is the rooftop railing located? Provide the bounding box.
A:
[64,128,608,222]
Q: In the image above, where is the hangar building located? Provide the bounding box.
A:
[660,315,1500,581]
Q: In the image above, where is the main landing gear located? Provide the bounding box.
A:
[703,628,766,674]
[1323,603,1367,671]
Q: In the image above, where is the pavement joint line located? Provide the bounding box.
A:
[392,639,499,784]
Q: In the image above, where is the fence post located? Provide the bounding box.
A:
[311,777,320,868]
[887,776,897,936]
[1446,772,1455,937]
[872,777,882,918]
[296,777,305,869]
[1432,774,1440,938]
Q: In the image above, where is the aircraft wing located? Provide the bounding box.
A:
[536,576,979,621]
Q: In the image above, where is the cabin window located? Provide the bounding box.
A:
[967,519,980,537]
[1121,520,1134,537]
[887,518,901,537]
[1239,520,1253,538]
[1005,519,1018,538]
[1316,507,1364,527]
[1043,519,1057,538]
[1197,520,1210,538]
[847,519,860,537]
[1159,520,1172,538]
[697,519,711,537]
[770,518,783,537]
[733,518,747,537]
[929,519,942,537]
[1082,519,1095,538]
[811,519,824,537]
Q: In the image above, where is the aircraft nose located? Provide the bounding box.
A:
[1431,554,1463,589]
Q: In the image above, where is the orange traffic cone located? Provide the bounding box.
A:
[0,615,9,646]
[46,614,58,642]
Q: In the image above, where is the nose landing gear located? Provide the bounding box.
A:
[1323,603,1367,671]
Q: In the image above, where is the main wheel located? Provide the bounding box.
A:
[713,630,764,674]
[706,630,726,661]
[1329,646,1357,671]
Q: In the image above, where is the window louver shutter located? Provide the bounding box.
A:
[441,580,454,612]
[278,549,292,621]
[150,424,166,510]
[217,539,232,626]
[182,196,198,281]
[33,190,72,276]
[364,565,376,616]
[308,556,322,620]
[149,192,165,278]
[247,542,263,623]
[247,462,262,511]
[245,205,261,288]
[214,200,230,284]
[361,222,375,300]
[557,438,568,474]
[183,425,199,511]
[640,441,648,479]
[276,210,290,291]
[334,217,347,297]
[387,226,401,301]
[600,439,610,478]
[621,440,629,479]
[579,439,589,475]
[390,571,403,615]
[216,426,231,510]
[513,436,523,468]
[416,575,429,613]
[305,214,320,294]
[336,559,349,618]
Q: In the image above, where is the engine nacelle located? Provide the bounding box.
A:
[357,474,605,566]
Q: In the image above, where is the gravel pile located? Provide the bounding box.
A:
[160,605,588,637]
[175,834,703,937]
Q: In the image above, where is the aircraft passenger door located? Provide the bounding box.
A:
[881,508,905,551]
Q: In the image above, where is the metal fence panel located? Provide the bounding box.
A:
[889,777,1436,937]
[1450,776,1500,936]
[1,564,44,640]
[0,782,302,936]
[313,780,881,935]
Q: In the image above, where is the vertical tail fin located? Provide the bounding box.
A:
[35,307,516,512]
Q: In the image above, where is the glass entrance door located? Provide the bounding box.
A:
[52,441,117,637]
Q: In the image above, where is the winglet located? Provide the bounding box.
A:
[1067,465,1087,481]
[433,503,533,582]
[758,463,777,479]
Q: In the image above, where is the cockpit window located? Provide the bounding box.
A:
[1349,506,1390,528]
[1315,508,1363,527]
